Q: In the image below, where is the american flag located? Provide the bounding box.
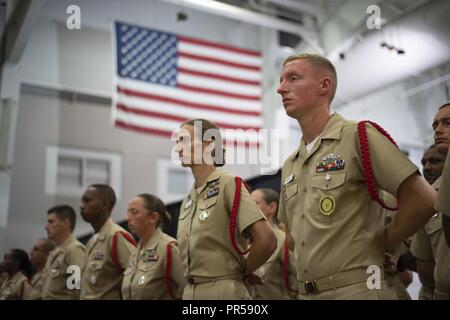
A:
[112,21,263,147]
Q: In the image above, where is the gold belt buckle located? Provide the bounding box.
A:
[304,280,319,294]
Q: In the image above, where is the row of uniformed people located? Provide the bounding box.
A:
[0,180,294,300]
[0,249,34,299]
[409,104,450,301]
[44,186,184,300]
[3,53,449,300]
[274,53,450,300]
[375,103,450,301]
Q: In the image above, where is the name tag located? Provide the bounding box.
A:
[284,174,293,185]
[185,198,193,209]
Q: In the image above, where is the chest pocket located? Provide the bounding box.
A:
[123,260,135,276]
[50,255,63,278]
[283,181,298,201]
[88,260,105,271]
[50,267,62,278]
[198,196,218,210]
[138,261,158,273]
[136,261,158,286]
[179,200,195,220]
[311,172,346,191]
[425,214,442,236]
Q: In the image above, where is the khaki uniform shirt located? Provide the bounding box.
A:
[80,217,136,300]
[122,228,185,300]
[0,273,5,289]
[278,113,418,286]
[411,178,450,298]
[252,224,297,300]
[383,193,412,300]
[177,169,265,281]
[24,270,45,300]
[0,272,30,300]
[41,234,85,300]
[436,148,450,216]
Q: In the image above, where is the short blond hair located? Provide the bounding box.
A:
[181,118,225,167]
[283,53,337,103]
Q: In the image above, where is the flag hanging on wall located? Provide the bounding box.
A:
[112,21,263,147]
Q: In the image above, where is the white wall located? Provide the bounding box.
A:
[2,0,279,255]
[1,0,449,271]
[337,61,449,169]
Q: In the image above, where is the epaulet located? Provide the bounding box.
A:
[111,231,137,272]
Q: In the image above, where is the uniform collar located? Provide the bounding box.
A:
[97,217,114,241]
[60,234,77,250]
[140,228,163,252]
[189,169,226,197]
[290,112,345,161]
[7,271,26,284]
[32,271,44,284]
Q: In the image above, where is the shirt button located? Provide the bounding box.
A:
[301,241,305,246]
[304,269,308,273]
[301,214,305,219]
[303,187,307,193]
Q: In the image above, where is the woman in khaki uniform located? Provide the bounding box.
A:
[175,119,276,300]
[122,193,185,299]
[0,249,32,300]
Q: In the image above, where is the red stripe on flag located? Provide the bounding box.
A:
[117,86,261,116]
[178,52,260,71]
[115,120,260,148]
[225,140,260,149]
[179,35,261,57]
[117,103,261,131]
[178,84,260,100]
[178,67,260,86]
[115,120,174,138]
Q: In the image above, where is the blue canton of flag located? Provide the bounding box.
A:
[112,21,263,147]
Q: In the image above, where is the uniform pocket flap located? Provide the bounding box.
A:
[198,196,218,209]
[89,261,104,271]
[425,214,442,236]
[311,172,346,190]
[138,263,157,272]
[284,181,298,200]
[179,199,195,220]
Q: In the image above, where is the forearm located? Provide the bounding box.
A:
[278,223,295,251]
[385,175,437,247]
[244,240,273,275]
[244,220,276,275]
[417,259,435,289]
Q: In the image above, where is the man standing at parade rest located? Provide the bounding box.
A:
[277,53,436,299]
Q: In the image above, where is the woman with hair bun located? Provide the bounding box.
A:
[175,118,277,300]
[121,193,185,300]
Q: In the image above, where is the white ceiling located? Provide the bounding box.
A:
[329,0,450,106]
[10,0,450,107]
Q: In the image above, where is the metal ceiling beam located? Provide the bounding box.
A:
[264,0,317,17]
[1,0,46,64]
[158,0,323,53]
